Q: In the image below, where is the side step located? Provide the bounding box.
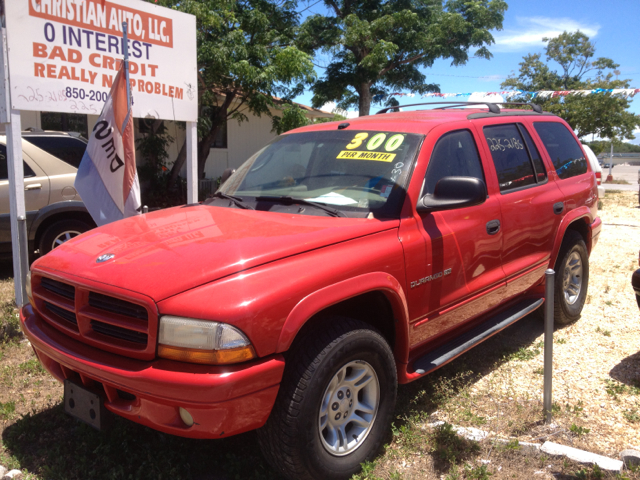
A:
[413,298,544,376]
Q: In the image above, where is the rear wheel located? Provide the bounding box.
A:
[554,230,589,325]
[39,219,91,255]
[258,318,397,480]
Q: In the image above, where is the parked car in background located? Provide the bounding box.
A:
[582,144,604,198]
[634,251,640,309]
[0,131,95,258]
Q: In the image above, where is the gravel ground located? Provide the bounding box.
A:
[454,190,640,457]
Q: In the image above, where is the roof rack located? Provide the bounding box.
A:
[375,101,543,115]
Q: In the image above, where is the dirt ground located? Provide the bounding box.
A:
[0,190,637,480]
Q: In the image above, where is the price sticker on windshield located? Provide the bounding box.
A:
[339,132,405,162]
[337,151,396,162]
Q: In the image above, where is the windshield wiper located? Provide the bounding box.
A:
[256,196,347,217]
[211,192,254,210]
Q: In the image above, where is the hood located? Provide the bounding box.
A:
[35,205,399,301]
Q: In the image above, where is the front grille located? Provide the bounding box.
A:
[44,301,77,325]
[41,277,75,300]
[90,320,148,345]
[89,292,148,320]
[33,274,157,360]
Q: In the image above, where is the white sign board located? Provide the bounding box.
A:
[4,0,197,122]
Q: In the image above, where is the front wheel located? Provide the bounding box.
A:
[258,318,397,480]
[554,230,589,325]
[38,219,91,255]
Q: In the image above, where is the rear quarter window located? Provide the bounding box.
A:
[23,136,87,169]
[533,122,587,180]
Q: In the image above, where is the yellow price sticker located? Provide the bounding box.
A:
[337,150,396,162]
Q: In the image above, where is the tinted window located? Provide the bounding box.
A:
[519,125,546,182]
[484,124,536,192]
[0,145,36,180]
[423,130,484,196]
[23,136,87,169]
[534,122,587,180]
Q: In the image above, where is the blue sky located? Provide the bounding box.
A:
[293,0,640,142]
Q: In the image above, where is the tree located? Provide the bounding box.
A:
[271,104,310,134]
[147,0,315,184]
[298,0,507,116]
[501,31,640,141]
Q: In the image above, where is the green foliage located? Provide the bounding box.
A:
[569,423,590,436]
[135,120,184,208]
[146,0,315,179]
[623,407,640,424]
[299,0,507,116]
[271,104,310,134]
[507,344,541,362]
[0,401,15,420]
[465,463,492,480]
[501,31,640,141]
[429,422,480,467]
[0,302,20,344]
[604,378,628,399]
[586,140,640,155]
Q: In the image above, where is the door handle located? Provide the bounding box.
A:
[553,202,564,215]
[486,219,501,235]
[25,184,42,191]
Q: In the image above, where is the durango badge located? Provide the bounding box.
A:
[96,254,115,263]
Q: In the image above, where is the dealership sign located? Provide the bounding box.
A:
[4,0,197,122]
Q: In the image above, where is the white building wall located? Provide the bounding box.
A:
[204,111,277,179]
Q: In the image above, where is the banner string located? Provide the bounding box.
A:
[373,88,640,103]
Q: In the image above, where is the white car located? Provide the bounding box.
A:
[582,144,605,198]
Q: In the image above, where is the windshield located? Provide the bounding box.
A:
[215,130,423,218]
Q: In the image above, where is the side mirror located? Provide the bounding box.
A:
[417,176,487,213]
[220,168,236,184]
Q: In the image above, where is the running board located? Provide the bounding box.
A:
[413,298,544,376]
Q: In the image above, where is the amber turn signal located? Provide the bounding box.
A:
[158,344,256,365]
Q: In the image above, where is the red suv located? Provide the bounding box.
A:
[21,103,600,480]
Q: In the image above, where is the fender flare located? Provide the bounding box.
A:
[275,272,410,357]
[549,206,593,267]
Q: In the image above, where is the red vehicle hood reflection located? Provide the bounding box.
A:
[33,205,398,301]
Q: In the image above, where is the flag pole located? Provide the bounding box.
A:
[122,22,131,126]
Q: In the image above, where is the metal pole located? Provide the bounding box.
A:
[186,121,198,204]
[0,27,28,307]
[543,268,555,423]
[122,22,131,110]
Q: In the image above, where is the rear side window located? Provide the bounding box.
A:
[483,124,545,192]
[23,135,87,169]
[423,130,484,196]
[533,122,587,180]
[0,145,36,180]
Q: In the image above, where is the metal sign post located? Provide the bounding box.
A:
[0,27,28,307]
[543,268,555,423]
[186,122,198,204]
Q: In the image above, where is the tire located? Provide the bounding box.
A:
[258,318,397,480]
[554,230,589,325]
[38,219,91,255]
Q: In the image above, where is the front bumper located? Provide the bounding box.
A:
[21,304,284,439]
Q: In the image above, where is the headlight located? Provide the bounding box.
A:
[25,271,34,309]
[158,316,256,365]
